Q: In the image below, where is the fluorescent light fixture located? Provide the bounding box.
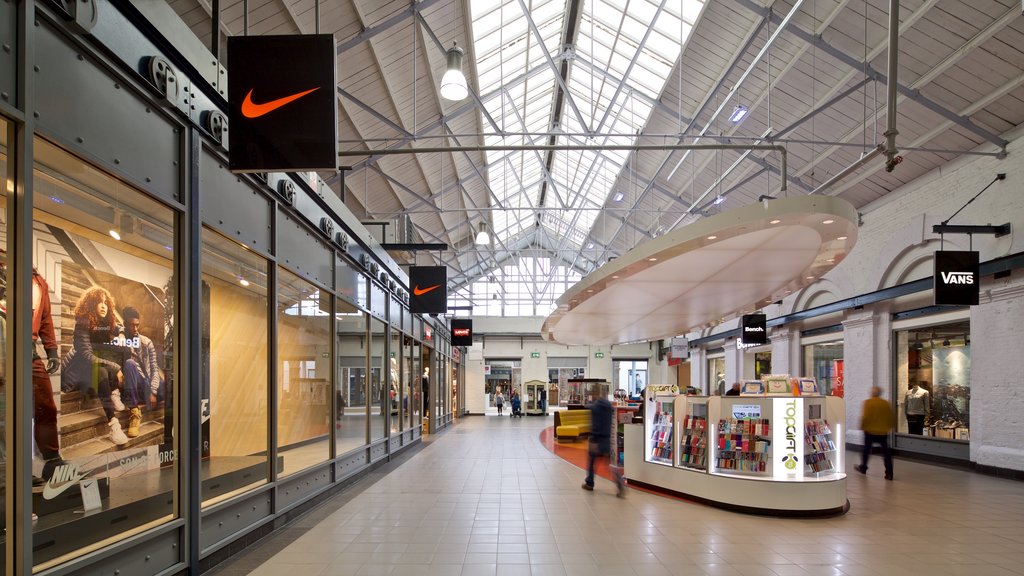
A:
[713,195,725,205]
[612,191,624,202]
[729,105,748,123]
[474,221,491,245]
[440,42,468,101]
[586,242,594,249]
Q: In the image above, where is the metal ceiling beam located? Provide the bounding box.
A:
[337,87,414,138]
[734,0,1009,150]
[590,15,769,265]
[514,0,590,134]
[823,71,1024,198]
[327,57,557,185]
[335,0,445,54]
[594,0,671,133]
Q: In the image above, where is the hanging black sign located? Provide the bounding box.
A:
[228,34,338,172]
[409,266,447,314]
[741,314,767,344]
[934,250,979,306]
[451,318,473,346]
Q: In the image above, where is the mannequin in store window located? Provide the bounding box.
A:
[30,268,66,480]
[904,381,930,435]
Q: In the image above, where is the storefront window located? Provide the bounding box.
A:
[547,361,584,406]
[488,359,522,407]
[895,320,971,440]
[613,359,648,397]
[0,117,10,568]
[708,356,725,395]
[408,336,420,428]
[201,227,268,506]
[391,327,402,433]
[335,300,366,455]
[277,268,330,476]
[30,138,178,569]
[803,341,843,396]
[369,318,387,441]
[753,351,771,379]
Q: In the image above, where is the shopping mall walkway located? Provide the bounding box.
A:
[210,414,1024,576]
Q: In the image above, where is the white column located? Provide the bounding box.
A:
[971,280,1024,470]
[724,339,746,384]
[769,326,800,376]
[840,304,892,445]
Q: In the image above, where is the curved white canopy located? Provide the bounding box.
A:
[542,196,859,345]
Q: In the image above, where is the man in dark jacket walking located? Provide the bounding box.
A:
[582,388,624,497]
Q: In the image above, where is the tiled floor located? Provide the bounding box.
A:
[210,414,1024,576]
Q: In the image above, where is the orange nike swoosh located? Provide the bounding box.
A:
[413,284,442,296]
[241,87,320,118]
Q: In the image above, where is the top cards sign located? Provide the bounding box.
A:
[934,251,979,306]
[228,34,338,172]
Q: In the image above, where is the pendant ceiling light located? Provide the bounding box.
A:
[440,42,468,101]
[474,221,490,245]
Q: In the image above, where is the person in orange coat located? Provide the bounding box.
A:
[855,386,894,480]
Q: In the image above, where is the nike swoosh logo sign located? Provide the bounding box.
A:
[413,284,442,296]
[241,87,320,118]
[42,464,90,500]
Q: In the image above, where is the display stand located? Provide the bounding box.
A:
[613,404,639,468]
[524,380,548,415]
[565,378,609,408]
[626,384,847,516]
[643,387,677,466]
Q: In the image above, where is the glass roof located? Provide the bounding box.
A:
[470,0,703,262]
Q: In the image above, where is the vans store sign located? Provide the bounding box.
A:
[740,314,767,345]
[934,251,979,306]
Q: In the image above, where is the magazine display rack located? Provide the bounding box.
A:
[627,390,847,516]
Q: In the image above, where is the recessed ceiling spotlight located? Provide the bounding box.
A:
[822,219,835,224]
[239,277,250,287]
[648,257,658,262]
[707,235,717,240]
[837,236,847,240]
[827,258,835,263]
[729,105,748,123]
[769,219,781,224]
[806,276,815,280]
[586,289,594,293]
[611,275,620,279]
[586,242,594,249]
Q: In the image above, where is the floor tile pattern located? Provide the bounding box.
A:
[210,414,1024,576]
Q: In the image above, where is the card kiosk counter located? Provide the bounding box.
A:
[626,394,847,516]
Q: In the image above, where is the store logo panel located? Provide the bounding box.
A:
[740,314,767,345]
[934,250,979,306]
[772,398,804,479]
[228,34,338,172]
[409,266,447,314]
[451,318,473,346]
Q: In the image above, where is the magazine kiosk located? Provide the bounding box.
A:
[626,378,847,516]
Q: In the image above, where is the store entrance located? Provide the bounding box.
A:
[484,359,521,408]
